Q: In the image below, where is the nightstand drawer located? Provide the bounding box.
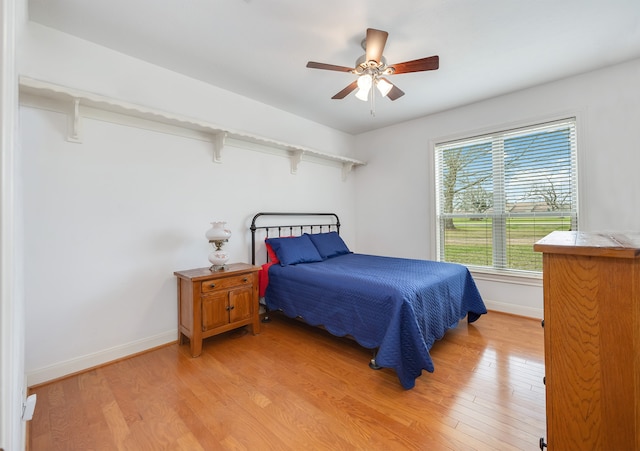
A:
[201,273,252,293]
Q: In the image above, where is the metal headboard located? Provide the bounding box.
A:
[250,212,341,265]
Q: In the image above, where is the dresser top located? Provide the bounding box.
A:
[174,263,259,280]
[534,231,640,258]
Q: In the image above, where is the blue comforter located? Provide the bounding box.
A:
[265,253,487,389]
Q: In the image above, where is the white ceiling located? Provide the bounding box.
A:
[27,0,640,135]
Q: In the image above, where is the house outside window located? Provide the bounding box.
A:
[435,118,578,275]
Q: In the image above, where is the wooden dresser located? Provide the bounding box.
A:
[534,231,640,450]
[174,263,260,357]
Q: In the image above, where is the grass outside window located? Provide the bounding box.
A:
[443,216,573,272]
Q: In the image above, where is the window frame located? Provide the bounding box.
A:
[429,113,584,280]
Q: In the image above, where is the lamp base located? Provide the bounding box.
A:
[209,264,228,272]
[208,249,229,271]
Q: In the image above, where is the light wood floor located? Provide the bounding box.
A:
[29,311,545,450]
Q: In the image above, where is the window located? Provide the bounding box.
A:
[435,118,578,274]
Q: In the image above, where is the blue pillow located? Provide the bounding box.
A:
[265,235,323,266]
[305,232,351,259]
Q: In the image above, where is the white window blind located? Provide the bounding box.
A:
[435,118,578,274]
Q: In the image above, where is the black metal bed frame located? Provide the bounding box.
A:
[250,212,341,266]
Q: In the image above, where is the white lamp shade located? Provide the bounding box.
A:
[355,87,370,101]
[357,74,372,90]
[355,74,372,101]
[206,221,231,242]
[376,78,393,97]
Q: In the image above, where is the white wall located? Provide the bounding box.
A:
[354,57,640,318]
[1,0,28,449]
[18,24,359,385]
[0,1,25,449]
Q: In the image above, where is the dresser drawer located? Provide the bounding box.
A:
[201,273,252,293]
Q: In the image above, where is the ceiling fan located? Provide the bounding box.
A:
[306,28,439,107]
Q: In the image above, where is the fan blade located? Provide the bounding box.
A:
[306,61,354,72]
[365,28,388,64]
[331,80,358,99]
[389,55,439,74]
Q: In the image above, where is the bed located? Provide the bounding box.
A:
[250,212,487,389]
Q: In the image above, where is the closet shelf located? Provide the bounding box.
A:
[19,76,365,180]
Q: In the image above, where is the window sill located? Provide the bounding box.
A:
[467,266,543,287]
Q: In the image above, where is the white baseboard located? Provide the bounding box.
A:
[483,299,543,319]
[27,329,177,387]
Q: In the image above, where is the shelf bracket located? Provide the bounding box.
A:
[342,162,355,181]
[67,98,82,143]
[212,132,227,163]
[289,149,304,175]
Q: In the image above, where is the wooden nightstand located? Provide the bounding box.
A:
[174,263,261,357]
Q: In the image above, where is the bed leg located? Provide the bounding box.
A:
[369,349,382,370]
[260,302,271,322]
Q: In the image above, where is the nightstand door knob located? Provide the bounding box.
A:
[209,283,216,288]
[243,277,248,282]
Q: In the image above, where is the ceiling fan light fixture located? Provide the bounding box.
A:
[355,86,370,102]
[355,74,372,101]
[375,77,393,97]
[305,28,439,108]
[357,73,372,90]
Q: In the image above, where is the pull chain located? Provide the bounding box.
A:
[370,85,376,117]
